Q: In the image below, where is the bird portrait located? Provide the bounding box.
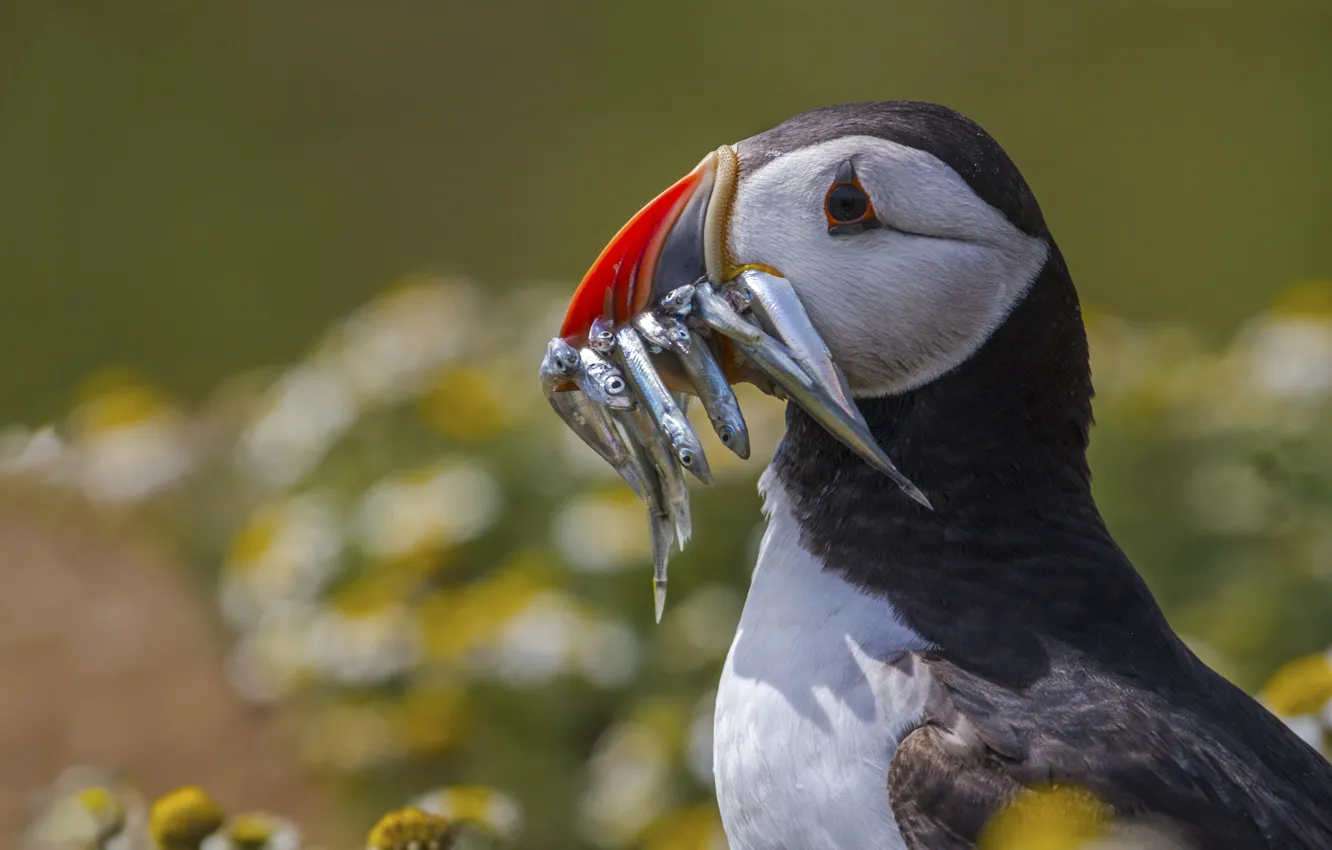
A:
[540,101,1332,850]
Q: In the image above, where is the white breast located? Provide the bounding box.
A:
[713,467,932,850]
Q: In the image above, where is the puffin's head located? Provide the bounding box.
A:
[562,102,1052,399]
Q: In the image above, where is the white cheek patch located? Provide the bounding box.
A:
[728,136,1049,396]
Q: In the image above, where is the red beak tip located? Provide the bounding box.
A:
[561,166,706,338]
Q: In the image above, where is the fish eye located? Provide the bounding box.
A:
[606,376,625,394]
[824,160,881,236]
[678,449,694,467]
[718,427,734,445]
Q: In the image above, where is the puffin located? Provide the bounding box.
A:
[553,101,1332,849]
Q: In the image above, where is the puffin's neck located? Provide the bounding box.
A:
[771,251,1181,684]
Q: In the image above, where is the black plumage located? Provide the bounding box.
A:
[749,102,1332,848]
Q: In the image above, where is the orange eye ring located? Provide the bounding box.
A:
[824,160,881,236]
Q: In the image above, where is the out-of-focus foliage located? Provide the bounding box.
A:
[8,275,1332,848]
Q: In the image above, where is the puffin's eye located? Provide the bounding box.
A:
[827,185,869,222]
[824,160,881,236]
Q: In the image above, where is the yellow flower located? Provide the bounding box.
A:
[201,813,301,850]
[21,767,148,850]
[366,808,454,850]
[75,786,127,842]
[221,494,342,629]
[418,550,552,664]
[979,785,1111,850]
[149,786,225,850]
[355,460,502,561]
[1261,651,1332,716]
[411,787,523,841]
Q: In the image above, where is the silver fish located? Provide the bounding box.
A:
[648,509,672,623]
[543,336,581,379]
[574,346,635,410]
[677,330,750,458]
[693,283,930,507]
[614,406,691,548]
[632,311,691,354]
[738,269,857,413]
[659,283,696,316]
[541,339,649,502]
[588,316,617,353]
[613,326,713,485]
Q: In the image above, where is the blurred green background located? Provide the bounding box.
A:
[4,3,1332,850]
[4,1,1331,420]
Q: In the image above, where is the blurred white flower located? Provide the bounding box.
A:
[469,591,582,685]
[21,767,147,850]
[1239,315,1332,399]
[239,364,359,487]
[305,601,421,686]
[0,424,66,480]
[579,718,675,848]
[554,490,651,572]
[201,813,301,850]
[225,615,313,703]
[220,494,344,629]
[411,786,525,841]
[66,384,194,503]
[329,278,479,405]
[356,459,502,559]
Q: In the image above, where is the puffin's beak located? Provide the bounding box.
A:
[555,146,929,507]
[542,143,929,619]
[561,151,721,341]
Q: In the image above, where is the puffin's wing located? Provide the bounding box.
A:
[888,723,1024,850]
[887,656,1332,850]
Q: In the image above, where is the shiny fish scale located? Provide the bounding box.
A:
[613,326,713,485]
[676,329,749,459]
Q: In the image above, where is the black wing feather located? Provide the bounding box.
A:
[887,653,1332,850]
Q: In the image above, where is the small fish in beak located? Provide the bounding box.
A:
[632,311,692,354]
[540,339,650,503]
[543,144,928,620]
[614,405,692,548]
[676,329,750,459]
[693,282,931,508]
[659,284,696,317]
[613,326,713,485]
[575,347,635,410]
[588,316,617,353]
